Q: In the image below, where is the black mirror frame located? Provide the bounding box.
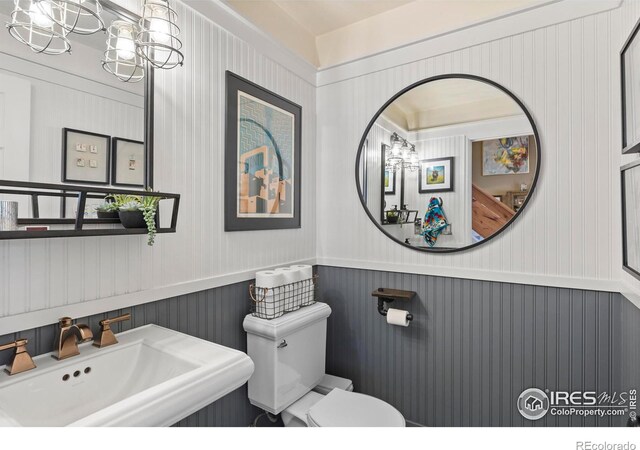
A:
[102,0,154,188]
[355,73,542,253]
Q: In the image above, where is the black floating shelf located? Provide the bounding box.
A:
[0,179,180,241]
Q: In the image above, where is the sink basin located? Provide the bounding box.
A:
[0,324,254,426]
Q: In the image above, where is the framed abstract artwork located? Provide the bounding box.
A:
[621,16,640,154]
[111,137,145,188]
[482,136,529,176]
[622,160,640,280]
[419,157,454,193]
[62,128,110,184]
[224,72,302,231]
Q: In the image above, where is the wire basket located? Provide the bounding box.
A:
[250,275,319,319]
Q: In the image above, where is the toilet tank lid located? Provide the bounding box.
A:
[243,302,332,340]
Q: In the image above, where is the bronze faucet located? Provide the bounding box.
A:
[0,338,36,375]
[53,317,93,360]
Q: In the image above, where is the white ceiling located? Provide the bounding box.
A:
[381,78,523,130]
[223,0,556,68]
[271,0,413,35]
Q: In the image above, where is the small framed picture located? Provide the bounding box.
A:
[419,157,454,193]
[62,128,110,184]
[382,144,397,195]
[111,137,145,187]
[622,160,640,280]
[622,16,640,154]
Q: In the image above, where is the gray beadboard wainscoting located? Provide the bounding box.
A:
[0,280,261,427]
[317,265,640,427]
[1,265,638,427]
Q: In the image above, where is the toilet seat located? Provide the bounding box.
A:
[306,389,405,427]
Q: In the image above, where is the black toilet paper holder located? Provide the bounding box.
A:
[371,288,415,321]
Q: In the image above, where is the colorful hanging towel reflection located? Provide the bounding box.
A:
[421,197,449,247]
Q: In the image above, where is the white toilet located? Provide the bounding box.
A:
[243,302,405,427]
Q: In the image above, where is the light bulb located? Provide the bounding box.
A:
[115,27,135,60]
[29,1,54,28]
[410,151,419,164]
[148,7,170,44]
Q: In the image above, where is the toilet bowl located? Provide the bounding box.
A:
[282,388,405,427]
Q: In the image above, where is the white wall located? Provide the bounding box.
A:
[0,0,317,333]
[316,0,632,292]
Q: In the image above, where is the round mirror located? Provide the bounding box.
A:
[356,74,540,252]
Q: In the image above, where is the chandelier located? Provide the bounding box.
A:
[386,133,419,172]
[6,0,184,82]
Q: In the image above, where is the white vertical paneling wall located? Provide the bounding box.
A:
[0,0,316,330]
[317,0,638,291]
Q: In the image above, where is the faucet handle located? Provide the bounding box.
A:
[93,313,131,348]
[58,317,73,327]
[0,338,36,375]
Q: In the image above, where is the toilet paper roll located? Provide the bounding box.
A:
[254,271,286,319]
[255,270,286,288]
[386,308,410,327]
[276,267,301,311]
[289,264,313,281]
[290,265,314,306]
[275,267,302,284]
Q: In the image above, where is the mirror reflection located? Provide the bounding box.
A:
[358,76,539,251]
[0,2,145,221]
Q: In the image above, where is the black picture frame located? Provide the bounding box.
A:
[621,159,640,280]
[354,73,541,254]
[418,157,454,193]
[382,144,396,196]
[111,137,146,188]
[62,128,111,185]
[224,71,302,231]
[621,15,640,154]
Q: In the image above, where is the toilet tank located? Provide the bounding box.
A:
[243,302,332,414]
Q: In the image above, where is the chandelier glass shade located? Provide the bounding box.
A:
[102,20,145,83]
[137,0,183,69]
[7,0,71,55]
[386,133,419,172]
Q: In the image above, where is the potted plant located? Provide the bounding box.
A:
[95,201,119,219]
[114,193,162,246]
[386,205,400,224]
[118,200,146,229]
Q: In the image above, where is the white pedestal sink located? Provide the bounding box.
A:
[0,324,254,426]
